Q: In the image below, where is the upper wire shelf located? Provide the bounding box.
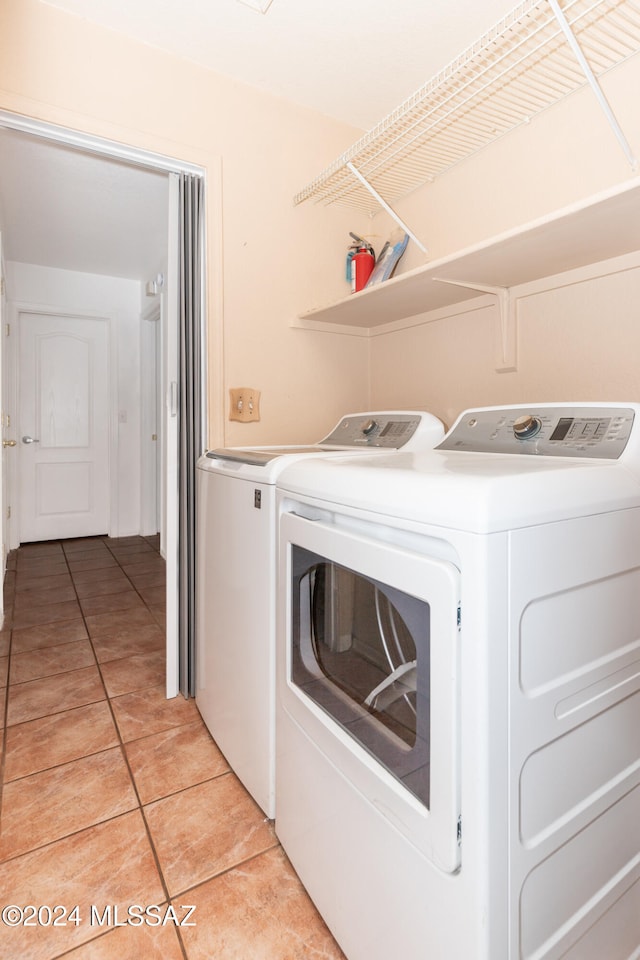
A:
[294,0,640,214]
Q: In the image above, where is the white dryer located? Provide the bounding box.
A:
[195,411,444,817]
[276,403,640,960]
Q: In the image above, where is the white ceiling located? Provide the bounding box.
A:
[1,0,520,281]
[0,130,169,281]
[41,0,520,130]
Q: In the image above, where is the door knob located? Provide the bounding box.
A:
[2,439,16,448]
[22,436,40,444]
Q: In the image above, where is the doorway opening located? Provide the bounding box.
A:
[0,111,207,698]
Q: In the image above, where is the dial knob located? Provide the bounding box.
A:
[513,414,542,440]
[361,418,378,436]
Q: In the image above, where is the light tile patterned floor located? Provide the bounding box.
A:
[0,536,345,960]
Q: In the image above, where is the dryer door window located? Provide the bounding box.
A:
[292,546,431,808]
[281,510,460,873]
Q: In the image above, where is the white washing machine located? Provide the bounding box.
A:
[195,411,444,817]
[275,403,640,960]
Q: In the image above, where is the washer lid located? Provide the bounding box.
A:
[206,445,326,466]
[196,410,444,482]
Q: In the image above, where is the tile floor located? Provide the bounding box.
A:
[0,536,345,960]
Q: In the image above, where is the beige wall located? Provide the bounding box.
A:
[369,254,640,430]
[0,0,372,446]
[2,1,639,442]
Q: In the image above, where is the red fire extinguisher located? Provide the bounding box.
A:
[347,233,375,293]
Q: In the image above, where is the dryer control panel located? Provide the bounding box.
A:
[437,405,635,459]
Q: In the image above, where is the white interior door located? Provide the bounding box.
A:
[19,311,109,543]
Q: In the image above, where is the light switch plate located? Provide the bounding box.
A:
[229,387,261,422]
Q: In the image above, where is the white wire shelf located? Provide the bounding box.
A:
[294,0,640,214]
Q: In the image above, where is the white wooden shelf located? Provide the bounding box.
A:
[293,178,640,370]
[295,179,640,327]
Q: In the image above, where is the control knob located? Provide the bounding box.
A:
[513,414,542,440]
[361,418,378,436]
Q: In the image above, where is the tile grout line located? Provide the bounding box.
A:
[62,537,190,958]
[1,540,187,958]
[2,546,171,878]
[5,537,188,960]
[100,536,164,617]
[91,538,191,960]
[0,557,16,828]
[84,539,281,955]
[0,542,125,870]
[168,839,284,901]
[60,538,116,726]
[0,538,314,960]
[3,538,287,960]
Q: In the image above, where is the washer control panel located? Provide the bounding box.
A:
[437,406,635,459]
[207,412,444,466]
[320,413,422,448]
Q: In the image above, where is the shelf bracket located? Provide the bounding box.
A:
[346,162,428,254]
[547,0,638,172]
[433,278,517,373]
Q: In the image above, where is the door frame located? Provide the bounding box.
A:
[0,110,210,699]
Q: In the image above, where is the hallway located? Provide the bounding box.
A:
[0,536,344,959]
